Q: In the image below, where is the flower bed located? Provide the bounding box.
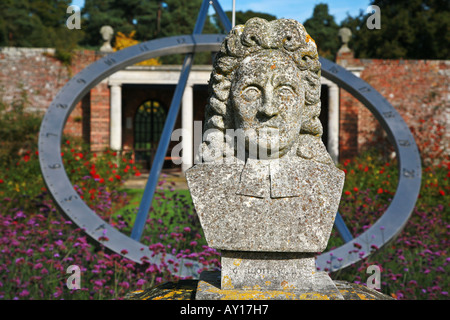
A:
[0,103,447,299]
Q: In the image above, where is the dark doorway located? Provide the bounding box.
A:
[319,84,329,149]
[134,100,166,170]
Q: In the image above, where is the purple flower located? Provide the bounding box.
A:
[19,290,29,297]
[14,211,26,219]
[136,279,146,287]
[94,280,103,287]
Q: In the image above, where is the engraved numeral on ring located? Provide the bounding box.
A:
[46,132,58,138]
[64,195,78,202]
[139,44,149,52]
[76,78,86,84]
[177,37,186,44]
[382,111,395,118]
[56,103,68,109]
[359,86,371,93]
[104,58,116,66]
[398,139,411,147]
[48,163,61,169]
[403,168,415,178]
[329,66,339,74]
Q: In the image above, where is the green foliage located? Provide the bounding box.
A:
[341,0,450,59]
[327,150,449,299]
[0,0,84,64]
[0,0,82,47]
[0,91,41,167]
[212,10,277,33]
[303,4,340,60]
[81,0,219,64]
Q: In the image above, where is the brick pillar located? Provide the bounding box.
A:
[90,81,110,152]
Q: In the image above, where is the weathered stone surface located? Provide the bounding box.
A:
[125,279,394,300]
[220,252,316,291]
[186,157,344,252]
[185,17,346,299]
[195,270,344,300]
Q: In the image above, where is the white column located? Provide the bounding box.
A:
[328,83,339,164]
[181,83,194,172]
[110,84,122,151]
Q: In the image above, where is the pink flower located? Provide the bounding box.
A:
[19,290,29,297]
[33,263,43,269]
[94,280,103,287]
[136,279,146,287]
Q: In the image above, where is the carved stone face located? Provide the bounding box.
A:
[231,50,304,159]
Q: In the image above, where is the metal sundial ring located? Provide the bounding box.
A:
[39,0,421,276]
[315,58,421,271]
[39,34,226,277]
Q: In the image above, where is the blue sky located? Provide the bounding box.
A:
[71,0,372,24]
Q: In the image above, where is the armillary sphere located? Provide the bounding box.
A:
[38,0,421,277]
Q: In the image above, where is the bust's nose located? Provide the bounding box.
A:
[257,83,278,120]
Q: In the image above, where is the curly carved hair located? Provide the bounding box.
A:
[201,18,332,165]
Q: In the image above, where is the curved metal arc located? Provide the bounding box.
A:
[39,34,421,276]
[316,57,422,272]
[39,34,225,276]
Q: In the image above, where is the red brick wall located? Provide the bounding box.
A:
[337,51,449,164]
[0,48,70,112]
[1,47,448,164]
[0,47,111,150]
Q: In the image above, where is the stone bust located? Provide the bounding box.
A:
[186,18,344,253]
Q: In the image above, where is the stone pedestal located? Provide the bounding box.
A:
[195,270,344,300]
[125,279,394,300]
[196,251,344,300]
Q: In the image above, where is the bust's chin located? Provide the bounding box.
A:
[245,141,294,160]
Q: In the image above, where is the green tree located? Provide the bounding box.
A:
[82,0,219,64]
[212,10,277,33]
[303,3,340,60]
[0,0,84,63]
[81,0,160,47]
[340,0,450,59]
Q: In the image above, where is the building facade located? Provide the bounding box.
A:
[1,46,448,171]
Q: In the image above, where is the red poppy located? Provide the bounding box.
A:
[439,190,445,196]
[345,191,351,196]
[377,188,383,194]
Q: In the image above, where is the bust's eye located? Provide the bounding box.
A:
[276,85,295,96]
[241,86,261,102]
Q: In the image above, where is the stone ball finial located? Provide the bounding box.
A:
[100,25,114,53]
